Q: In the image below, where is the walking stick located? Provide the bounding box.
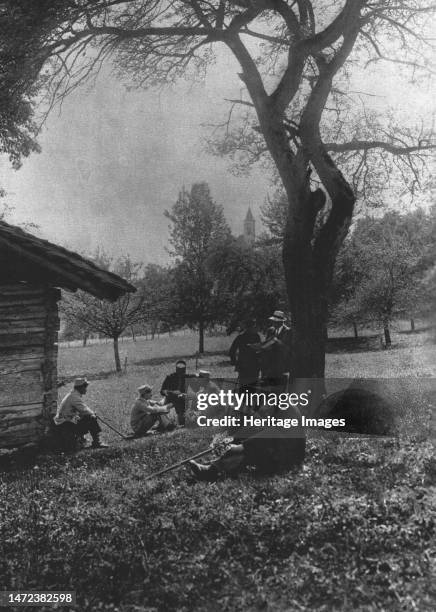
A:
[96,415,129,440]
[144,447,215,481]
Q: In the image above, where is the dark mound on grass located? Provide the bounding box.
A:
[316,387,396,435]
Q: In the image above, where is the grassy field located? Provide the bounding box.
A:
[57,328,436,442]
[0,329,435,611]
[57,332,232,379]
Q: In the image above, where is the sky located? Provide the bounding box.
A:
[1,48,270,265]
[1,29,434,266]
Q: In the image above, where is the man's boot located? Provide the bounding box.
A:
[91,434,108,449]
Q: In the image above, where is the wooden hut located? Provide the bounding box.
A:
[0,220,135,449]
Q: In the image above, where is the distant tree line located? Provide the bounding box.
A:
[61,182,436,370]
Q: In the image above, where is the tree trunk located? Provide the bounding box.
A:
[253,111,355,399]
[199,318,205,354]
[82,331,89,347]
[410,317,415,332]
[352,321,358,338]
[113,335,121,372]
[131,326,136,341]
[383,323,391,348]
[280,169,355,418]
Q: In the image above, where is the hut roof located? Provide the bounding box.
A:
[0,221,136,301]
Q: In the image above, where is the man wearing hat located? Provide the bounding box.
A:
[54,378,107,448]
[131,384,175,437]
[257,311,292,391]
[160,360,196,426]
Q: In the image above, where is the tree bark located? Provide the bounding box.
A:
[113,335,121,372]
[352,320,358,338]
[282,173,355,381]
[383,322,391,347]
[82,331,89,347]
[199,317,205,354]
[410,317,415,332]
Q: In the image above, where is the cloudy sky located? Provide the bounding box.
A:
[2,48,272,265]
[1,38,433,266]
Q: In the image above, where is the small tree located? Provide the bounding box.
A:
[139,263,174,338]
[61,254,145,371]
[332,211,430,345]
[165,183,231,353]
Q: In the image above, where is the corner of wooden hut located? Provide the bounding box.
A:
[0,221,135,449]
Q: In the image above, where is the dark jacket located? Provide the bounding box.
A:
[257,325,292,378]
[160,371,195,412]
[242,405,305,473]
[229,330,261,381]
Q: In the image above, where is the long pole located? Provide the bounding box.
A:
[96,415,128,440]
[144,447,215,481]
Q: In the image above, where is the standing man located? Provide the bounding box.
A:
[229,319,261,393]
[160,360,195,426]
[253,311,292,393]
[54,378,108,449]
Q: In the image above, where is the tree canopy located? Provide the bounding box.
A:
[1,0,435,378]
[165,182,231,352]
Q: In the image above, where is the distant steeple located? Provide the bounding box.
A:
[243,207,255,245]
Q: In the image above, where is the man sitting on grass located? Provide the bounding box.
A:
[189,404,306,482]
[131,384,176,437]
[54,378,108,449]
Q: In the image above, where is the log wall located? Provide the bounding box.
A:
[0,284,60,448]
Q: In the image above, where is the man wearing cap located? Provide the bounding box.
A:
[54,378,107,449]
[131,385,175,437]
[160,360,196,426]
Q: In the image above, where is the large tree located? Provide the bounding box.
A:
[1,0,435,380]
[165,182,231,353]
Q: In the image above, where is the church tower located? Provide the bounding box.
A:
[243,207,255,245]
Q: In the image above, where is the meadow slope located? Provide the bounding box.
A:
[0,330,435,611]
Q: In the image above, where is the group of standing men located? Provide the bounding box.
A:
[229,310,292,395]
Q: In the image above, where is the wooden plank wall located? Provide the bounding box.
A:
[0,284,60,448]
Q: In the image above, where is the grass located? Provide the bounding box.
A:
[0,434,434,611]
[1,329,435,611]
[58,332,231,379]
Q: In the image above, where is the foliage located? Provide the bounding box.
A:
[210,238,288,332]
[165,182,231,353]
[330,209,436,340]
[137,263,174,337]
[1,0,435,378]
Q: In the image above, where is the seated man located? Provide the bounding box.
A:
[160,360,196,426]
[131,384,175,437]
[189,404,306,481]
[54,378,107,449]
